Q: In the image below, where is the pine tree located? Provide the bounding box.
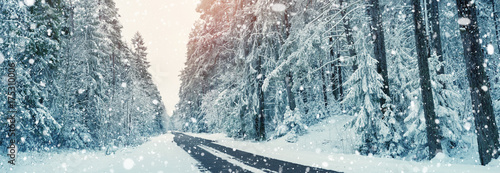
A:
[130,32,165,136]
[0,0,32,150]
[342,22,399,155]
[70,0,111,148]
[20,0,65,151]
[429,54,468,156]
[131,32,150,80]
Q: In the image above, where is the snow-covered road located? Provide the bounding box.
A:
[172,132,339,172]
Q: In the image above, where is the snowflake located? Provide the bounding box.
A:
[78,89,86,94]
[481,85,488,92]
[464,122,472,131]
[123,158,135,170]
[487,44,494,55]
[30,23,37,30]
[0,52,4,64]
[457,18,471,26]
[24,0,35,6]
[271,3,287,12]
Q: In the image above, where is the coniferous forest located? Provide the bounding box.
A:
[173,0,500,165]
[0,0,166,152]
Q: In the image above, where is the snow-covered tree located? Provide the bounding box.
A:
[342,20,399,155]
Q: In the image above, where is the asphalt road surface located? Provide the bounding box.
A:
[172,132,341,173]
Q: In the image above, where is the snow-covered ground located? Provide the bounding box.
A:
[187,115,500,173]
[0,134,201,173]
[2,116,499,173]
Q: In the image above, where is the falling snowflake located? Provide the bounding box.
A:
[29,59,35,64]
[30,23,37,30]
[464,122,472,131]
[40,81,46,87]
[457,18,471,26]
[487,44,494,55]
[24,0,35,6]
[422,166,428,173]
[43,129,49,136]
[444,32,451,38]
[152,99,159,105]
[78,89,86,94]
[481,85,488,92]
[123,158,135,170]
[121,82,127,88]
[271,3,287,12]
[0,52,4,64]
[321,162,328,168]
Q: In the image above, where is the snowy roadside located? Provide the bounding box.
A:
[187,116,500,173]
[0,133,201,173]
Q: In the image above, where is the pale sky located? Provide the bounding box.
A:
[115,0,200,115]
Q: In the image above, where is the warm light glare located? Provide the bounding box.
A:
[115,0,200,115]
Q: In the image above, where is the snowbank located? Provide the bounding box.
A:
[0,133,200,173]
[188,116,500,173]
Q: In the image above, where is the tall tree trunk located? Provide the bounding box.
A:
[340,0,357,71]
[492,0,500,57]
[284,9,296,111]
[330,37,340,101]
[456,0,500,165]
[367,0,390,109]
[337,54,343,101]
[426,0,444,75]
[256,54,266,141]
[285,72,296,111]
[412,0,443,159]
[321,60,328,107]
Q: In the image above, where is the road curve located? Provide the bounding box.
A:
[172,132,341,173]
